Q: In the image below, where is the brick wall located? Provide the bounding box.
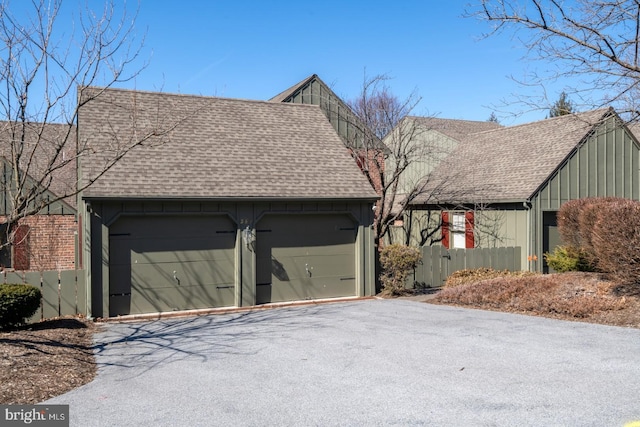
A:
[0,215,76,271]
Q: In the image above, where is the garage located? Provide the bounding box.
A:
[108,215,236,316]
[255,214,357,304]
[81,89,378,318]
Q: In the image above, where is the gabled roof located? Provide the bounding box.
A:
[269,74,320,103]
[79,87,378,200]
[408,116,502,141]
[412,108,614,204]
[271,74,387,151]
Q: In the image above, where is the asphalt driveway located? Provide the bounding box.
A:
[46,299,640,426]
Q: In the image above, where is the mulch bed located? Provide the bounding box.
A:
[0,318,97,404]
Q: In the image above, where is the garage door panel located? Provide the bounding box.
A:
[308,277,355,300]
[258,228,355,246]
[131,261,235,289]
[130,285,235,314]
[110,216,234,237]
[255,214,356,304]
[130,246,235,265]
[263,281,308,304]
[262,253,354,283]
[109,214,236,316]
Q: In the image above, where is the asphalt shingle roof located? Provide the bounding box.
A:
[0,122,77,209]
[412,108,613,204]
[409,116,502,141]
[79,87,378,200]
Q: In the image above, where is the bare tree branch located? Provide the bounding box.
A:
[0,0,186,259]
[470,0,640,120]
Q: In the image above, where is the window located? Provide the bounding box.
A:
[441,211,474,249]
[452,213,466,248]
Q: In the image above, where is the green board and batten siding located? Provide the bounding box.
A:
[85,200,375,318]
[529,115,640,271]
[274,75,365,148]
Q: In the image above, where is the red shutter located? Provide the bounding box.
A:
[465,211,475,249]
[13,224,30,271]
[441,211,450,249]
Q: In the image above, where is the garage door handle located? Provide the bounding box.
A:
[305,264,312,277]
[173,271,180,285]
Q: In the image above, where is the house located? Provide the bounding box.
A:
[0,122,77,272]
[273,75,390,246]
[272,74,387,191]
[78,87,378,318]
[271,74,365,147]
[383,117,502,245]
[385,116,502,196]
[407,108,640,272]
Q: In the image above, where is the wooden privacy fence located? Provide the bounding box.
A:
[1,269,86,323]
[413,246,522,288]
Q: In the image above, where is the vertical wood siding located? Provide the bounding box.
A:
[530,116,640,270]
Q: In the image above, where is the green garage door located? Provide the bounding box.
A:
[109,215,236,316]
[255,214,357,304]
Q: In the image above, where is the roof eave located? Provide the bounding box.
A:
[82,195,379,203]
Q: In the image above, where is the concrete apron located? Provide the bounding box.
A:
[96,296,376,323]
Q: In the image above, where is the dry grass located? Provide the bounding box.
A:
[431,272,640,327]
[0,318,97,404]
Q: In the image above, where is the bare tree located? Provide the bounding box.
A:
[345,74,422,247]
[473,0,640,120]
[346,74,478,248]
[0,1,186,260]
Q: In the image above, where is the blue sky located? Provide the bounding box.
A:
[19,1,577,125]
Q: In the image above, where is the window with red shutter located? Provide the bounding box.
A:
[449,211,476,249]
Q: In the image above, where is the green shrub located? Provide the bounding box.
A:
[444,267,536,288]
[0,284,41,329]
[379,244,422,296]
[544,245,595,273]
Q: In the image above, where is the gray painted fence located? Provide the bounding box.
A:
[414,246,522,288]
[1,270,86,323]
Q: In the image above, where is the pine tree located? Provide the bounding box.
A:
[549,92,575,117]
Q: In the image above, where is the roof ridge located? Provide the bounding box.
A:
[82,85,322,109]
[460,108,612,138]
[408,115,495,124]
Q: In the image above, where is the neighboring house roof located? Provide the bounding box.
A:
[412,108,614,204]
[408,116,502,141]
[0,121,77,212]
[271,74,387,151]
[626,121,640,141]
[269,74,319,103]
[79,87,378,200]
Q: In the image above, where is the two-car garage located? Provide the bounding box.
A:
[80,88,377,319]
[105,211,362,317]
